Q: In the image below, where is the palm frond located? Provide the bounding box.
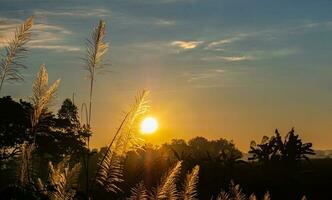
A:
[48,156,81,200]
[31,64,60,130]
[127,181,148,200]
[96,90,149,193]
[182,165,200,200]
[0,16,34,92]
[18,142,35,186]
[155,161,182,200]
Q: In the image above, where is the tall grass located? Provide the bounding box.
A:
[47,157,81,200]
[150,161,182,200]
[84,19,108,127]
[31,64,60,138]
[128,181,149,200]
[83,19,108,196]
[216,182,271,200]
[18,142,35,186]
[182,165,200,200]
[0,16,33,94]
[35,156,81,200]
[95,90,149,193]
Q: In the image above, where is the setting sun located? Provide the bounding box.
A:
[140,117,159,134]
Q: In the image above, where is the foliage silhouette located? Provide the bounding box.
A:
[0,96,32,161]
[249,128,315,168]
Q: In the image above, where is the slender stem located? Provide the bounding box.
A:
[88,75,94,126]
[90,111,130,194]
[86,74,94,197]
[0,76,4,95]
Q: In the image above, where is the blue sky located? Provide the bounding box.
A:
[1,0,332,150]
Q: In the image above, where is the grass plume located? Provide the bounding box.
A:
[0,16,33,93]
[31,64,60,134]
[84,19,108,126]
[83,19,108,196]
[127,181,148,200]
[95,90,149,193]
[151,161,182,200]
[263,192,270,200]
[182,165,200,200]
[48,157,81,200]
[18,142,35,186]
[216,192,231,200]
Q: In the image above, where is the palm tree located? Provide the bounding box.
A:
[249,128,315,168]
[280,128,315,167]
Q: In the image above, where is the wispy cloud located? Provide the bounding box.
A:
[171,40,203,49]
[220,56,254,61]
[29,45,80,52]
[206,34,248,51]
[0,17,81,52]
[208,37,238,48]
[182,69,227,88]
[34,8,110,18]
[141,0,196,3]
[154,19,176,26]
[31,23,81,52]
[111,10,177,27]
[33,24,72,34]
[0,18,21,47]
[202,55,255,62]
[186,69,224,83]
[248,48,298,60]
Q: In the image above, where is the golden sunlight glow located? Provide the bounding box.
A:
[140,117,159,134]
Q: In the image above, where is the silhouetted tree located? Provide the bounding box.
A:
[35,99,87,161]
[57,99,80,130]
[249,128,314,168]
[0,96,32,161]
[279,128,315,167]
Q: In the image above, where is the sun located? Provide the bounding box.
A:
[140,117,159,134]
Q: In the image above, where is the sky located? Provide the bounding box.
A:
[1,0,332,151]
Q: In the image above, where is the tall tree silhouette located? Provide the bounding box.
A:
[0,96,31,161]
[36,99,87,161]
[249,128,314,167]
[279,128,315,167]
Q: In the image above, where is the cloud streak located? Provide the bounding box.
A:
[186,69,224,83]
[171,40,203,49]
[202,55,255,62]
[0,17,81,52]
[34,8,110,18]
